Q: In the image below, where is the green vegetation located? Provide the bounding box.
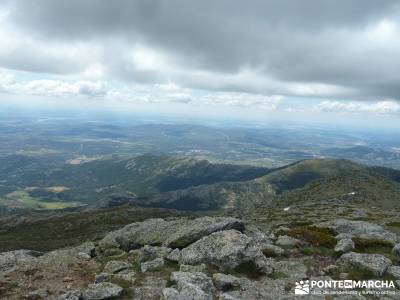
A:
[230,261,264,279]
[287,226,336,248]
[0,205,192,252]
[300,246,335,257]
[353,238,399,263]
[386,221,400,227]
[4,190,82,210]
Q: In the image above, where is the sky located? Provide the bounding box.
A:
[0,0,400,128]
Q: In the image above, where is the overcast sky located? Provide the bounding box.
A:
[0,0,400,126]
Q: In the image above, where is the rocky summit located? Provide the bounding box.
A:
[2,211,400,299]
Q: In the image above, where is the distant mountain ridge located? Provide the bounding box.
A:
[1,153,400,215]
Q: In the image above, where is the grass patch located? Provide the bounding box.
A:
[348,269,376,280]
[270,271,289,279]
[386,221,400,227]
[287,226,336,248]
[111,277,133,289]
[353,238,398,263]
[5,190,82,210]
[230,261,264,279]
[300,246,335,257]
[96,253,129,271]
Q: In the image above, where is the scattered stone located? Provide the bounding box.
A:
[351,210,368,219]
[101,247,125,257]
[316,219,398,245]
[161,287,179,299]
[166,248,180,262]
[219,293,240,300]
[75,242,96,258]
[138,245,172,262]
[180,263,207,272]
[387,266,400,279]
[62,276,74,283]
[179,230,272,274]
[275,226,290,234]
[141,257,165,272]
[0,250,40,274]
[245,226,272,247]
[82,282,123,300]
[94,273,112,283]
[77,252,92,261]
[170,271,214,300]
[113,270,136,282]
[58,290,82,300]
[103,260,129,274]
[335,233,353,240]
[268,232,277,241]
[132,276,167,299]
[27,288,48,300]
[322,265,339,275]
[271,259,307,280]
[220,277,292,300]
[212,273,240,291]
[261,244,285,257]
[334,238,354,253]
[338,252,392,277]
[392,243,400,257]
[339,272,350,280]
[275,235,299,248]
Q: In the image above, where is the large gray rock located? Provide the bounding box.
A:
[275,235,299,248]
[94,272,112,283]
[179,230,272,274]
[113,269,136,282]
[138,245,172,262]
[222,276,330,300]
[161,288,180,299]
[167,271,214,300]
[166,248,181,262]
[212,273,240,291]
[387,266,400,279]
[27,288,48,299]
[141,257,165,272]
[99,217,244,251]
[0,249,40,274]
[58,290,82,300]
[103,260,129,274]
[39,242,96,272]
[334,238,355,254]
[392,243,400,256]
[180,263,207,272]
[316,219,399,245]
[338,252,392,277]
[82,282,123,300]
[261,244,285,257]
[271,259,308,280]
[132,276,167,299]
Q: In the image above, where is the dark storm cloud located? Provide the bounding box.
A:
[1,0,400,100]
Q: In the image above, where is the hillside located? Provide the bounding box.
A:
[1,154,400,217]
[0,154,270,212]
[275,169,400,210]
[137,158,393,214]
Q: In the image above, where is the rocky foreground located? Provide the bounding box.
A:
[2,213,400,299]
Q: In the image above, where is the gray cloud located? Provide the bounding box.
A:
[1,0,400,101]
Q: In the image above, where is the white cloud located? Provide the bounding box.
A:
[316,100,400,114]
[0,71,16,91]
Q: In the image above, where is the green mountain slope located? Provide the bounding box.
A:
[275,168,400,209]
[136,158,400,213]
[0,154,270,209]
